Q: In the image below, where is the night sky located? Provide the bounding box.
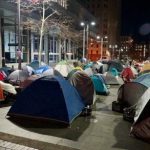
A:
[121,0,150,41]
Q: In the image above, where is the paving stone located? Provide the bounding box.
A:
[15,144,28,150]
[0,140,4,146]
[2,141,12,148]
[0,147,5,150]
[10,144,22,150]
[5,143,16,149]
[6,143,17,149]
[0,140,39,150]
[21,147,32,150]
[0,141,8,147]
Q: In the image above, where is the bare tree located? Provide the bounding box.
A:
[8,0,59,65]
[8,0,81,65]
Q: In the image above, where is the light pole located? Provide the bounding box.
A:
[119,48,123,60]
[18,0,22,69]
[80,22,86,58]
[109,44,118,60]
[97,36,108,60]
[80,21,95,58]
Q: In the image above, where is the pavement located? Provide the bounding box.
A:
[0,85,150,150]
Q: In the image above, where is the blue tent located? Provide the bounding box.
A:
[84,62,93,70]
[0,67,12,76]
[109,67,119,77]
[90,74,109,95]
[35,65,50,74]
[28,60,40,70]
[7,76,85,124]
[101,60,123,73]
[28,61,46,70]
[134,73,150,87]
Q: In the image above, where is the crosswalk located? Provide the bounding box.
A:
[0,139,38,150]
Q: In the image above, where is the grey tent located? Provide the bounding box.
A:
[8,70,29,83]
[126,74,150,143]
[130,88,150,143]
[102,72,123,85]
[68,71,95,106]
[117,73,150,106]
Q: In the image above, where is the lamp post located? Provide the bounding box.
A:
[80,22,86,58]
[109,44,118,60]
[119,48,123,60]
[18,0,22,69]
[80,21,95,58]
[97,36,108,60]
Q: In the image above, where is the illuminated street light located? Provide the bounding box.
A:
[80,21,96,58]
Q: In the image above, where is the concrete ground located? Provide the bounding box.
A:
[0,85,150,150]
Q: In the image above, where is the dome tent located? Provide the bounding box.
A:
[7,76,85,125]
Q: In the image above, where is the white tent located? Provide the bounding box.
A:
[54,61,74,77]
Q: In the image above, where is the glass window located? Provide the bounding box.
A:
[34,36,39,52]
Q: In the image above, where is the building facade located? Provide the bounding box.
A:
[0,0,90,67]
[77,0,121,60]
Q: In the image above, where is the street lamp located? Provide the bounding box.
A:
[80,21,96,58]
[109,44,118,60]
[119,48,123,59]
[80,22,86,58]
[97,36,108,60]
[18,0,22,69]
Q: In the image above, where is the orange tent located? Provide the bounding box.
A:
[0,84,4,101]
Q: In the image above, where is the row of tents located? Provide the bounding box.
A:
[0,59,125,124]
[117,72,150,143]
[0,60,150,129]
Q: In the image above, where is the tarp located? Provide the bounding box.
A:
[68,71,95,106]
[90,74,109,95]
[7,76,85,124]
